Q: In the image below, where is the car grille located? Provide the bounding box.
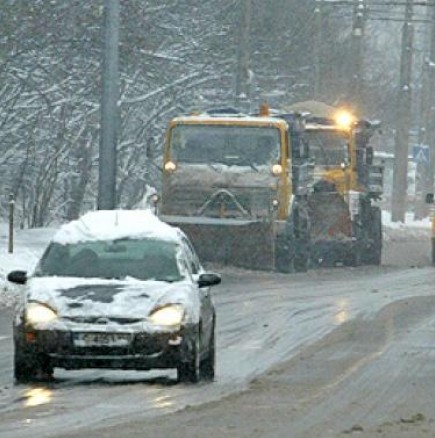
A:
[64,316,143,325]
[67,334,167,356]
[70,345,133,356]
[37,330,172,357]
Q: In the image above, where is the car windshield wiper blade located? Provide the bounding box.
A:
[152,276,183,283]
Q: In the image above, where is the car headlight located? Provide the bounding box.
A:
[26,303,58,325]
[149,304,185,326]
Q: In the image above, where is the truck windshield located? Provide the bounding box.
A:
[306,130,349,166]
[169,125,281,167]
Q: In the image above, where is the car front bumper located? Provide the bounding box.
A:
[15,325,197,371]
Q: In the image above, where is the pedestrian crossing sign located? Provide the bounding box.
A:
[412,144,430,164]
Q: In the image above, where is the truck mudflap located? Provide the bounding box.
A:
[161,215,275,271]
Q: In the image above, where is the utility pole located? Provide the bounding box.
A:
[391,0,414,222]
[98,0,119,210]
[349,0,366,114]
[314,0,324,98]
[425,4,435,208]
[415,4,433,219]
[235,0,252,110]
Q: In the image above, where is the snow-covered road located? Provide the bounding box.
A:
[1,260,434,436]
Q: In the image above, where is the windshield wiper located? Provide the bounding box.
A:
[153,277,182,283]
[247,160,259,173]
[222,155,259,172]
[207,163,221,173]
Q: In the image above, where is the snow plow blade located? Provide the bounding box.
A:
[308,190,353,266]
[161,216,275,271]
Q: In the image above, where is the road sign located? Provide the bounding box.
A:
[412,144,430,164]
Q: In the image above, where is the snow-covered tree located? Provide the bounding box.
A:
[0,0,408,226]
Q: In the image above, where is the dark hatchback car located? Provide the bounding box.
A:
[7,210,221,383]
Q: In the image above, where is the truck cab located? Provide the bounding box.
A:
[160,108,312,272]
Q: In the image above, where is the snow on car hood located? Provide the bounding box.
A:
[25,276,200,330]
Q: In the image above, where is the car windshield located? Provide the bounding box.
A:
[169,125,280,168]
[33,238,184,282]
[306,130,349,166]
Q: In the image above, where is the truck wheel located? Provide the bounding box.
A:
[294,238,309,272]
[274,232,296,273]
[349,247,361,267]
[366,240,382,265]
[275,255,295,273]
[293,203,310,273]
[364,207,382,265]
[294,256,308,272]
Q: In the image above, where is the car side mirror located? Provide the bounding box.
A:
[198,272,221,288]
[7,270,28,285]
[426,193,434,204]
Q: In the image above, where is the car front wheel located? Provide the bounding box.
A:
[177,331,201,383]
[14,346,53,383]
[200,324,215,381]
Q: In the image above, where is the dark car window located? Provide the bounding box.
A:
[34,239,184,282]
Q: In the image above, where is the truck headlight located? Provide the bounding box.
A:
[271,164,282,176]
[164,161,177,173]
[149,305,184,326]
[26,303,58,325]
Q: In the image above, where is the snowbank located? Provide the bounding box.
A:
[382,210,431,242]
[0,225,57,308]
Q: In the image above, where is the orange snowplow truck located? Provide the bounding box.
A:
[159,106,313,272]
[281,101,383,266]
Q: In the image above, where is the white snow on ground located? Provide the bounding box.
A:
[382,210,431,241]
[0,223,58,308]
[0,210,431,308]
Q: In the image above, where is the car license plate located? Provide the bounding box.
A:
[73,332,131,347]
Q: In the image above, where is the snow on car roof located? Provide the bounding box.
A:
[52,209,182,245]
